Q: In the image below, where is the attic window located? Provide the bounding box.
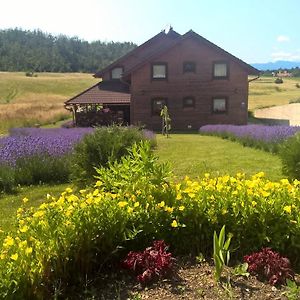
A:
[152,63,167,80]
[212,97,227,113]
[183,62,196,73]
[111,67,123,79]
[213,62,228,79]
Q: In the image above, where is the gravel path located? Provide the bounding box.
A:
[254,103,300,126]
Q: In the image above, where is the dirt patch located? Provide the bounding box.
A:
[72,259,299,299]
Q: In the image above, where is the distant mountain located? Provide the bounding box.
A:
[251,61,300,71]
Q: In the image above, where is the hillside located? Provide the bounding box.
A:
[0,28,137,73]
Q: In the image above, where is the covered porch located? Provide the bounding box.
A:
[64,81,131,127]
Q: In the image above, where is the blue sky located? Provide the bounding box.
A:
[1,0,299,63]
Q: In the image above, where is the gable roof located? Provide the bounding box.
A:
[95,29,259,79]
[64,81,130,105]
[93,29,181,78]
[122,30,259,77]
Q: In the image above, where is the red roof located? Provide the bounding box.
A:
[65,81,130,105]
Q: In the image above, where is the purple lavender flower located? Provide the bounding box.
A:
[0,128,93,166]
[199,125,300,143]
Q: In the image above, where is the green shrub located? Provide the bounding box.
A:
[279,133,300,179]
[14,154,71,185]
[0,164,15,193]
[70,126,155,186]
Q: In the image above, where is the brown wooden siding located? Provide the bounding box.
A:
[130,38,249,130]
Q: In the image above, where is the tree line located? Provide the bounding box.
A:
[0,28,137,73]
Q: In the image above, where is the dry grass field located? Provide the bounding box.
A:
[248,76,300,111]
[0,72,98,133]
[0,72,299,133]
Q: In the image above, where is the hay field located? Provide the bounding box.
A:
[248,76,300,111]
[0,72,98,133]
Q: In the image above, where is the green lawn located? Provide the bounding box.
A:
[0,134,284,233]
[156,134,283,181]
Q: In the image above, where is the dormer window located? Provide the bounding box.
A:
[152,63,167,80]
[213,62,229,79]
[111,67,123,79]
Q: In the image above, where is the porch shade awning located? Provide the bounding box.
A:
[65,81,131,105]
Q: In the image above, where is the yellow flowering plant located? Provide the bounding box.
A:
[0,142,300,298]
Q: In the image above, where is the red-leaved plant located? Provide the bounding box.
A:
[243,247,294,285]
[121,240,175,284]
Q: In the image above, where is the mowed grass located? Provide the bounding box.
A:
[0,72,99,133]
[156,134,283,181]
[248,76,300,111]
[0,134,283,232]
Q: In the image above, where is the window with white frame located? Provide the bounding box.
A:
[152,63,167,79]
[213,97,227,113]
[213,62,228,78]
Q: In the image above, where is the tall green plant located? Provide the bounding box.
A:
[213,225,232,282]
[160,105,171,137]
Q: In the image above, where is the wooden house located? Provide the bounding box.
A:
[65,28,259,130]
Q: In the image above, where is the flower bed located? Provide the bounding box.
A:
[199,124,300,152]
[0,142,299,298]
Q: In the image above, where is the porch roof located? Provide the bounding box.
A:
[65,81,131,105]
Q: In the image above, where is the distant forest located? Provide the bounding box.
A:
[0,28,137,73]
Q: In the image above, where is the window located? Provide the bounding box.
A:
[152,98,167,115]
[213,97,227,113]
[183,97,195,108]
[183,62,196,73]
[213,62,228,78]
[111,67,123,79]
[152,63,167,79]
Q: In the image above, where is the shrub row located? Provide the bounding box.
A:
[0,142,300,298]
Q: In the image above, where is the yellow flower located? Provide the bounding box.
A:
[171,220,178,228]
[79,189,87,194]
[11,253,18,261]
[33,211,45,218]
[188,193,195,198]
[127,207,134,213]
[65,187,73,193]
[179,206,185,211]
[165,206,174,213]
[93,189,99,196]
[20,225,29,233]
[157,201,165,208]
[3,236,14,247]
[118,201,128,208]
[0,253,5,260]
[95,181,102,187]
[283,205,292,214]
[176,193,182,200]
[252,201,257,207]
[22,197,29,204]
[25,247,33,255]
[134,202,140,208]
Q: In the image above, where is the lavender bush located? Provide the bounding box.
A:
[199,125,300,153]
[0,128,93,190]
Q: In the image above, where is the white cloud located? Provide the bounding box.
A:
[271,51,300,61]
[277,35,290,42]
